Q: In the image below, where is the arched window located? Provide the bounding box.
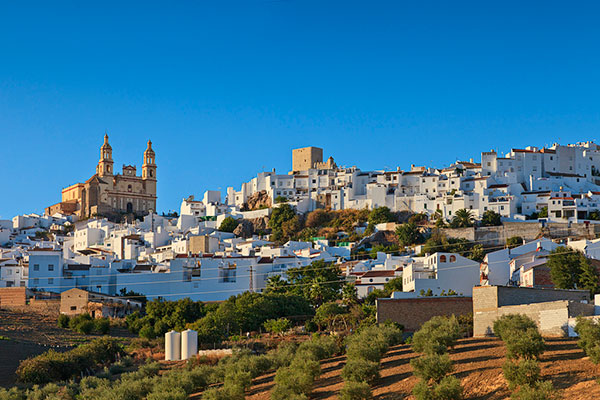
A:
[450,255,456,262]
[367,286,376,294]
[149,170,153,177]
[440,255,447,263]
[127,184,132,192]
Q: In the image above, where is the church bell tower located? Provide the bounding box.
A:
[97,134,114,177]
[142,140,157,200]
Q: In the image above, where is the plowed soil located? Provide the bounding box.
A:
[246,337,600,400]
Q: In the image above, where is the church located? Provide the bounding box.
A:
[46,135,157,220]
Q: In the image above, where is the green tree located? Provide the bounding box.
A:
[481,210,502,226]
[383,277,403,294]
[264,318,292,335]
[281,260,343,307]
[547,246,585,290]
[578,257,600,295]
[506,236,523,249]
[468,244,485,262]
[269,204,297,231]
[274,196,288,204]
[341,283,359,306]
[264,275,290,294]
[314,302,347,330]
[368,206,395,225]
[538,206,548,218]
[450,209,474,228]
[219,216,239,233]
[396,222,422,247]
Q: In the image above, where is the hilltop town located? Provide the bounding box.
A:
[3,136,600,301]
[4,136,600,399]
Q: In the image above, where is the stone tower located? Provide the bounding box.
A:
[97,134,114,177]
[142,140,157,201]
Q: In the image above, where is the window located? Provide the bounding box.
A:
[449,255,456,262]
[33,264,39,271]
[33,278,39,285]
[48,264,54,271]
[70,306,77,311]
[48,278,54,285]
[440,255,447,262]
[487,162,491,167]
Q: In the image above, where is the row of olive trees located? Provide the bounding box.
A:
[269,335,340,400]
[493,314,558,400]
[410,315,463,400]
[339,324,404,400]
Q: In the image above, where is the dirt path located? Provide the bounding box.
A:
[246,337,600,400]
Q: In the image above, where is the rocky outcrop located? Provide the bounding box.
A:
[249,216,270,232]
[233,220,254,238]
[243,191,272,211]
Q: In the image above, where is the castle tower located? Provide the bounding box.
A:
[97,134,114,177]
[142,140,157,199]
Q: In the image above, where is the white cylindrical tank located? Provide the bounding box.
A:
[181,329,198,360]
[165,330,181,361]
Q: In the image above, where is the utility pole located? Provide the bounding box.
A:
[249,264,254,293]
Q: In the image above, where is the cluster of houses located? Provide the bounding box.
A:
[4,141,600,318]
[226,142,600,222]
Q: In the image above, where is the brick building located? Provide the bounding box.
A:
[60,288,143,318]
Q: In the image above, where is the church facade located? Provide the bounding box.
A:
[46,135,157,220]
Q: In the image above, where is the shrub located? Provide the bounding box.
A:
[502,359,541,389]
[493,315,544,361]
[574,317,600,363]
[410,353,454,382]
[267,342,298,369]
[339,380,373,400]
[346,339,385,363]
[504,329,545,360]
[493,314,538,342]
[510,380,559,400]
[58,314,70,329]
[271,366,314,400]
[146,387,188,400]
[413,375,462,400]
[75,319,95,334]
[494,314,553,398]
[341,358,380,384]
[411,316,461,355]
[201,384,245,400]
[297,334,339,360]
[95,318,111,334]
[16,337,123,384]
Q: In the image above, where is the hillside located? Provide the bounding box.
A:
[246,337,600,400]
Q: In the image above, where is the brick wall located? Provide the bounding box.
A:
[0,287,27,307]
[376,297,473,332]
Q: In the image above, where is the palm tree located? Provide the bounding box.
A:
[453,209,474,228]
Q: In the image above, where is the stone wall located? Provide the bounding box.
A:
[376,296,473,332]
[442,221,600,247]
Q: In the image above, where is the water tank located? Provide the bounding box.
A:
[165,330,181,361]
[181,329,198,360]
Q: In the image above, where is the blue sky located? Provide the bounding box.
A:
[1,1,599,218]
